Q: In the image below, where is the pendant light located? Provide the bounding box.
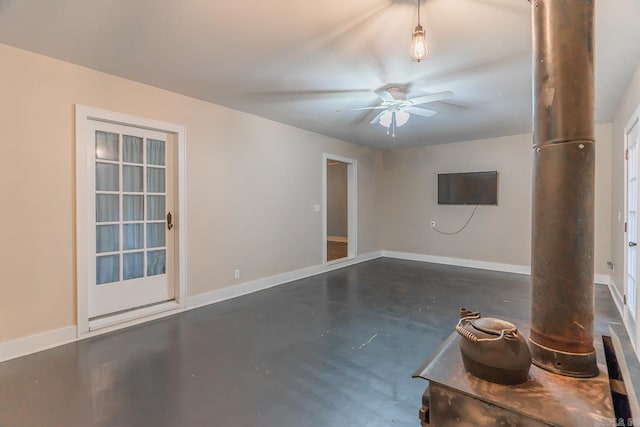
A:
[410,0,428,62]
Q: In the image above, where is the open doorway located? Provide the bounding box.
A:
[327,160,348,260]
[323,154,357,263]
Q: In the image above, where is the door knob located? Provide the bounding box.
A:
[167,212,174,230]
[629,241,637,247]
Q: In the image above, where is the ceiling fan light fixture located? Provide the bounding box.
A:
[395,110,410,127]
[378,110,411,138]
[379,111,393,128]
[379,111,410,129]
[410,1,428,62]
[342,87,452,138]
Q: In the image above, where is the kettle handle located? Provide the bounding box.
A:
[455,316,518,343]
[456,323,479,343]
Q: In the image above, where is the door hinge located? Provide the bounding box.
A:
[625,222,628,233]
[624,294,627,305]
[626,149,629,160]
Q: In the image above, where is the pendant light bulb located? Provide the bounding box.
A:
[410,0,428,62]
[410,25,428,62]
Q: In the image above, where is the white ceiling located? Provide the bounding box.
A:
[0,0,638,149]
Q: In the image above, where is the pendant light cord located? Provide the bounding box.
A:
[417,0,421,25]
[432,205,479,235]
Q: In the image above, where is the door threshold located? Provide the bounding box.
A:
[88,301,182,332]
[326,256,355,266]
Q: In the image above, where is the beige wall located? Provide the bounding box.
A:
[380,126,613,275]
[0,40,620,347]
[0,43,381,343]
[610,64,640,297]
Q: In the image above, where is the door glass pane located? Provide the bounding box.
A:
[123,195,143,221]
[96,225,119,253]
[96,194,119,222]
[123,224,144,250]
[123,252,144,280]
[147,250,166,276]
[123,165,143,192]
[96,131,119,161]
[147,195,165,220]
[123,135,143,164]
[147,139,165,165]
[96,163,119,191]
[97,255,119,284]
[147,168,165,193]
[147,223,166,248]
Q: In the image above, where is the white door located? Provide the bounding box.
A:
[89,120,176,318]
[626,116,640,346]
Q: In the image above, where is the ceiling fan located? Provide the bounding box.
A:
[340,87,454,137]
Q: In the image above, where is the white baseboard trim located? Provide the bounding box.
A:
[382,251,612,285]
[0,326,77,363]
[0,250,610,364]
[187,251,382,310]
[381,250,531,276]
[327,236,348,243]
[0,252,382,364]
[609,279,625,319]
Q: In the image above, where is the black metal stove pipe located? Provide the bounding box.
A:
[529,0,599,377]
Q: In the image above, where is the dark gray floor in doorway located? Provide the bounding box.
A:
[0,258,622,427]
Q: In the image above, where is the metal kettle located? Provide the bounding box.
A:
[456,308,532,385]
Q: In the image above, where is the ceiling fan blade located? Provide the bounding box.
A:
[412,53,529,86]
[409,91,454,106]
[338,106,386,112]
[247,89,372,103]
[351,108,378,126]
[369,111,386,125]
[293,2,391,59]
[374,90,395,102]
[407,107,437,118]
[427,101,469,113]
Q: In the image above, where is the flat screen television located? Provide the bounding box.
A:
[438,171,498,205]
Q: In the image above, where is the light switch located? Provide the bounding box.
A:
[314,204,320,212]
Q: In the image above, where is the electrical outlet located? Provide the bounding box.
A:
[234,269,241,279]
[431,221,436,228]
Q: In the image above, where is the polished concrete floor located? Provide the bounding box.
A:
[0,258,623,427]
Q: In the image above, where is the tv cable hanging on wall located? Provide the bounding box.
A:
[431,205,479,235]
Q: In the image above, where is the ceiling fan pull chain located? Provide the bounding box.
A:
[392,112,396,137]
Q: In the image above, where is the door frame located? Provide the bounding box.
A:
[322,153,357,264]
[624,104,640,351]
[75,105,187,337]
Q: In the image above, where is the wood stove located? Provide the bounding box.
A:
[413,1,622,424]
